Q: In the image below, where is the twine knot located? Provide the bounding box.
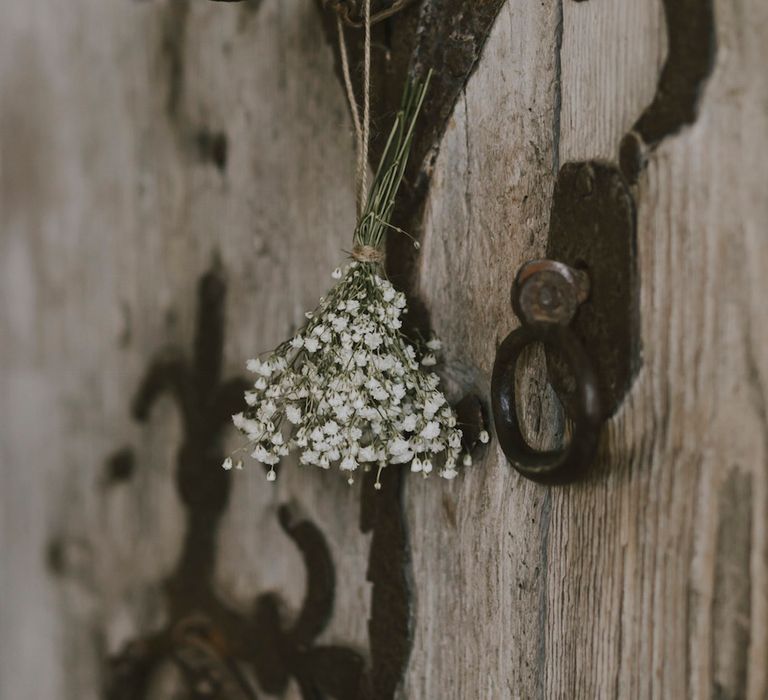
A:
[352,245,385,264]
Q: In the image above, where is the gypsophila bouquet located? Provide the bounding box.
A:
[225,72,471,489]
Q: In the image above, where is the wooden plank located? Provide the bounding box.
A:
[404,2,563,697]
[408,0,768,697]
[1,1,363,697]
[1,0,767,697]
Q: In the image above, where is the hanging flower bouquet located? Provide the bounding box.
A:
[225,73,472,489]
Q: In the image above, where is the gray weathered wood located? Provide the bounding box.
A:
[1,0,766,698]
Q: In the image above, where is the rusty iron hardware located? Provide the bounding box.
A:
[321,0,417,27]
[488,0,715,486]
[492,162,640,485]
[492,260,603,485]
[102,261,416,700]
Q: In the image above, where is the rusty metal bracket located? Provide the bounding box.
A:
[489,0,715,486]
[491,162,639,485]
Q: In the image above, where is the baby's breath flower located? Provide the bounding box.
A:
[229,265,467,487]
[228,74,464,488]
[421,354,437,367]
[286,405,302,424]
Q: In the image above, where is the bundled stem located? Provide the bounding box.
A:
[353,71,432,252]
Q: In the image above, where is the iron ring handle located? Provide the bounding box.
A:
[491,322,603,485]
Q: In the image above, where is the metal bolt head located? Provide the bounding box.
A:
[512,259,590,326]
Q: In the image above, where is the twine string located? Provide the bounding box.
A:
[337,0,372,219]
[351,244,385,264]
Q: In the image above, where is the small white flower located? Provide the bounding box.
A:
[421,354,437,367]
[332,267,342,279]
[426,338,443,352]
[222,457,234,471]
[389,438,411,456]
[411,457,423,473]
[252,445,280,466]
[291,336,304,349]
[256,362,273,378]
[334,405,352,422]
[441,468,458,480]
[286,405,302,424]
[422,459,433,474]
[364,332,383,350]
[340,455,357,471]
[301,450,319,465]
[266,469,277,482]
[402,414,418,432]
[304,337,320,353]
[390,450,414,465]
[232,413,247,429]
[372,387,388,402]
[332,316,348,332]
[359,445,377,462]
[424,394,445,419]
[479,430,490,444]
[259,401,277,420]
[420,421,441,440]
[462,453,473,467]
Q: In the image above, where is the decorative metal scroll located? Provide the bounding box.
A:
[104,261,411,699]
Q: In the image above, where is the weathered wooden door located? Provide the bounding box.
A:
[2,0,766,698]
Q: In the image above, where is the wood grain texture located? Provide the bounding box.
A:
[1,0,766,698]
[1,1,364,698]
[410,0,768,699]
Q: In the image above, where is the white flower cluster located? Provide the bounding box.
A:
[227,262,466,488]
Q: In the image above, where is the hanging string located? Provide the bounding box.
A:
[337,0,372,219]
[360,0,371,211]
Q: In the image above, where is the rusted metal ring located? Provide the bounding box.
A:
[491,323,602,485]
